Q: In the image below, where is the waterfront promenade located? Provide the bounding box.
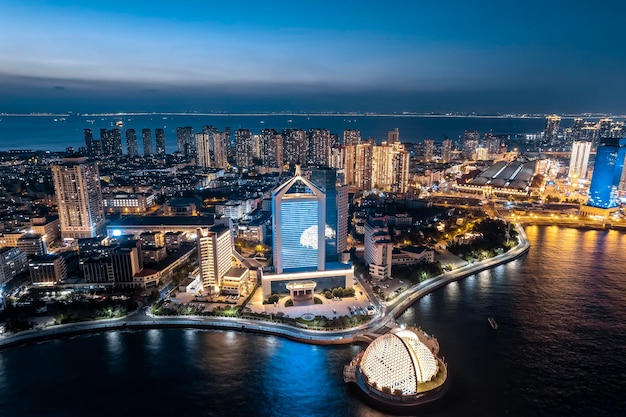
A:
[0,225,530,349]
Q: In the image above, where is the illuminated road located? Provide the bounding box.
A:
[0,224,530,348]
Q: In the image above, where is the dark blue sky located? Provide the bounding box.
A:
[1,0,625,114]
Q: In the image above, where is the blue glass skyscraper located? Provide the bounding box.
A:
[587,138,626,209]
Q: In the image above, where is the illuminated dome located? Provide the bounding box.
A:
[359,329,439,396]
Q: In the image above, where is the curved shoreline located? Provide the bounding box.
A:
[0,224,530,350]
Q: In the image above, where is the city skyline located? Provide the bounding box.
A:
[2,1,626,114]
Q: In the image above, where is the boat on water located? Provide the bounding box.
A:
[488,317,498,329]
[115,120,123,127]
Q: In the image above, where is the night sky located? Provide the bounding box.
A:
[1,0,625,114]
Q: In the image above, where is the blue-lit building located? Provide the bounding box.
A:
[587,138,626,209]
[272,166,326,274]
[263,166,353,298]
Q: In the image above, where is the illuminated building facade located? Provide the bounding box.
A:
[569,141,592,181]
[197,225,233,293]
[176,126,195,156]
[272,167,326,274]
[343,129,361,146]
[196,132,211,168]
[235,129,254,168]
[544,115,561,144]
[52,157,106,240]
[587,137,626,209]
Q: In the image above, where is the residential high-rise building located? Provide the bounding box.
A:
[84,128,101,157]
[282,129,308,166]
[213,131,229,169]
[484,134,500,155]
[196,132,211,168]
[343,129,361,146]
[587,137,626,209]
[155,128,166,156]
[598,118,613,139]
[51,157,106,239]
[569,141,592,181]
[424,139,435,162]
[235,129,254,169]
[272,167,326,274]
[308,128,331,166]
[354,141,374,190]
[544,115,561,144]
[176,126,195,156]
[463,130,479,160]
[387,128,399,145]
[259,129,282,169]
[100,128,122,157]
[125,129,138,157]
[197,225,232,294]
[371,142,410,192]
[0,247,28,286]
[442,139,453,163]
[142,128,153,156]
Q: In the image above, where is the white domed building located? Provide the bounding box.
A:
[344,327,448,409]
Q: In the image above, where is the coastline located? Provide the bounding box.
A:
[0,224,530,350]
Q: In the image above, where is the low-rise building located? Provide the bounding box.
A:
[102,193,155,214]
[392,246,435,266]
[29,254,67,285]
[0,247,28,285]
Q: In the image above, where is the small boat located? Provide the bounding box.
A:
[115,120,123,127]
[488,317,498,330]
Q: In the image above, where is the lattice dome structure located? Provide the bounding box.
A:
[359,329,439,396]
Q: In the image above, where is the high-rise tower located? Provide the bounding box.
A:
[197,225,232,294]
[272,166,326,274]
[587,138,626,209]
[126,129,138,157]
[142,128,153,156]
[569,141,592,181]
[155,128,166,156]
[51,157,106,239]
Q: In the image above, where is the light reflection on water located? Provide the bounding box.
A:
[0,226,624,417]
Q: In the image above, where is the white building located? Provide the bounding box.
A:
[197,225,233,294]
[569,141,592,181]
[364,218,393,280]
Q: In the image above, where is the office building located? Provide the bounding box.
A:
[126,129,138,157]
[261,167,353,297]
[197,225,233,294]
[142,128,153,156]
[569,141,592,181]
[586,138,626,209]
[155,128,166,156]
[272,166,326,274]
[51,157,106,239]
[310,168,349,262]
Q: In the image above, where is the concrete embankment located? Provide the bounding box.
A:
[0,224,530,349]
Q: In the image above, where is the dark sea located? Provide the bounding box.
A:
[0,114,560,152]
[0,226,625,417]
